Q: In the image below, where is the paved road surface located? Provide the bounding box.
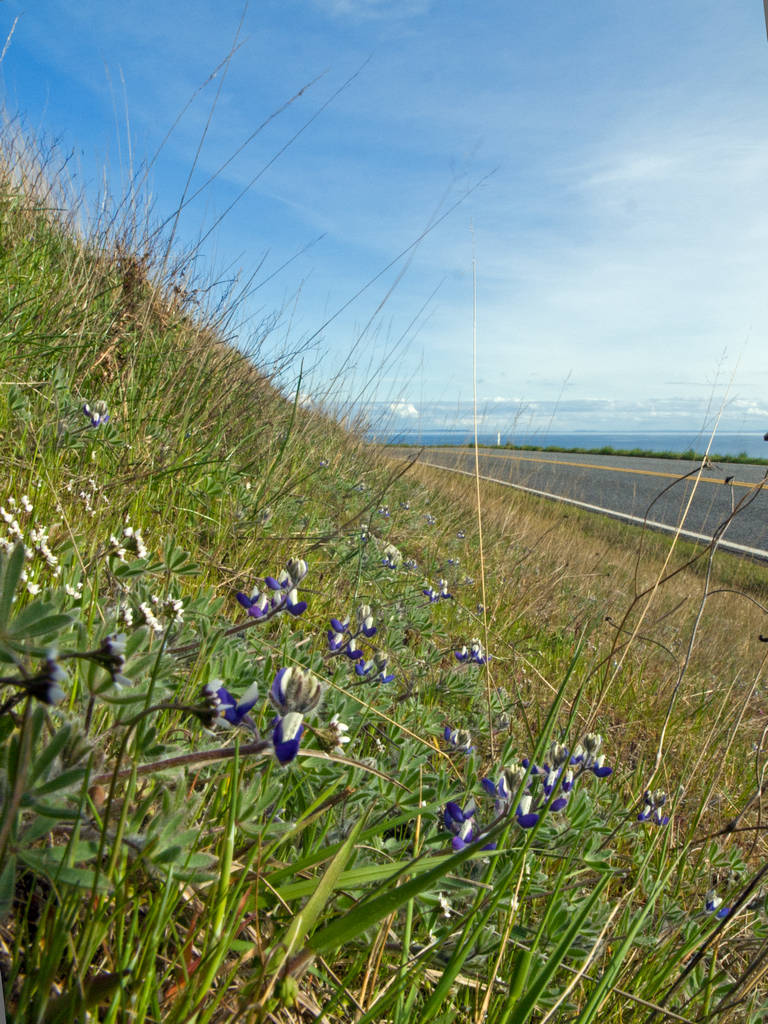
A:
[387,446,768,559]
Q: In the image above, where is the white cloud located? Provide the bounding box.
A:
[389,400,419,417]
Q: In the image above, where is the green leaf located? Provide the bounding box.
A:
[42,970,131,1023]
[7,605,74,638]
[0,853,16,917]
[281,816,365,957]
[0,542,25,629]
[32,765,87,797]
[18,847,111,892]
[27,722,74,786]
[308,821,510,957]
[506,874,610,1023]
[269,854,475,905]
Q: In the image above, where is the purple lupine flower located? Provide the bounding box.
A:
[355,652,394,684]
[25,655,67,705]
[327,627,348,652]
[284,586,307,616]
[98,632,131,687]
[454,639,488,664]
[443,800,496,851]
[482,760,571,826]
[356,604,377,638]
[444,726,474,753]
[443,801,476,851]
[328,608,377,660]
[638,789,670,826]
[424,578,452,602]
[270,666,325,714]
[272,711,305,764]
[515,793,540,829]
[202,679,260,727]
[237,558,308,619]
[705,890,731,919]
[83,400,110,427]
[236,588,270,618]
[571,733,612,777]
[344,637,364,661]
[482,766,525,816]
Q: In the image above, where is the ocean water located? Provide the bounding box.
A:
[379,430,768,460]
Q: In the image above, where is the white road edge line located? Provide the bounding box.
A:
[417,458,768,563]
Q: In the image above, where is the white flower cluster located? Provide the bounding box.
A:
[109,522,148,561]
[139,594,184,632]
[0,496,67,595]
[64,476,107,518]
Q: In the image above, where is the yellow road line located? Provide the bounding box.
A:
[432,449,760,489]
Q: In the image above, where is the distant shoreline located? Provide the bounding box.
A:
[383,441,768,466]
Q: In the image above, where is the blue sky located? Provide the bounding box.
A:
[3,1,768,438]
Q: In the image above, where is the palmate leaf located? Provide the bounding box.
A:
[6,604,74,638]
[18,846,111,893]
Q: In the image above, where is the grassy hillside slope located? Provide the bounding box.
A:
[2,126,768,1023]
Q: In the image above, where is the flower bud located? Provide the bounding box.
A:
[270,666,324,714]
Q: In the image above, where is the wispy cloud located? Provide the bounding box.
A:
[312,0,432,20]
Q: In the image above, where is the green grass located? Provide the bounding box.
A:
[2,122,768,1023]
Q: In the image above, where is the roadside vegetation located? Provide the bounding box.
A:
[3,119,768,1024]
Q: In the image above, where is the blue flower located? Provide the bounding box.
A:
[328,605,377,657]
[83,401,109,427]
[423,578,452,602]
[25,655,67,705]
[443,800,476,851]
[270,666,325,714]
[515,793,540,829]
[344,638,364,661]
[327,624,348,652]
[272,711,305,764]
[443,800,496,851]
[381,544,401,569]
[202,679,260,727]
[444,726,474,753]
[638,789,670,826]
[705,889,730,919]
[571,733,612,777]
[454,639,488,664]
[356,604,377,638]
[236,559,308,619]
[236,588,270,619]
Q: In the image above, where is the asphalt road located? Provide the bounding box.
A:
[387,446,768,559]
